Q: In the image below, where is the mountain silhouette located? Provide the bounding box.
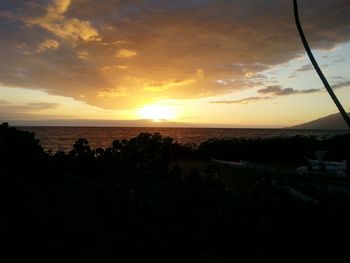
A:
[291,112,350,130]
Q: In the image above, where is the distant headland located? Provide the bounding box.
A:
[291,112,350,130]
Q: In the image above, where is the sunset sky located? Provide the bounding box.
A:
[0,0,349,127]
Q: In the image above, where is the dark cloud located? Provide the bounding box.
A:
[258,85,320,96]
[211,83,322,105]
[0,102,60,120]
[258,85,283,94]
[26,102,59,109]
[249,73,268,80]
[211,96,274,105]
[279,87,320,95]
[333,58,345,63]
[295,64,313,72]
[0,102,59,111]
[0,0,350,109]
[287,73,297,79]
[331,76,344,81]
[298,89,321,94]
[0,99,9,105]
[332,80,350,89]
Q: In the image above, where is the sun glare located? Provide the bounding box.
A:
[137,105,177,122]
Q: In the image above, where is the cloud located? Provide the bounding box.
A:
[77,50,89,60]
[117,65,129,70]
[97,87,128,98]
[333,58,345,63]
[213,84,322,106]
[211,97,274,105]
[26,102,60,110]
[115,49,137,58]
[244,72,255,78]
[196,69,204,78]
[143,79,196,92]
[37,39,60,53]
[101,65,129,75]
[295,64,313,72]
[27,0,101,45]
[258,85,320,96]
[331,76,344,81]
[0,0,350,110]
[258,85,283,94]
[0,102,59,115]
[0,99,9,104]
[211,84,321,105]
[287,73,297,79]
[0,102,60,120]
[332,80,350,89]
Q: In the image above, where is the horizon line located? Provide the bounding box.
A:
[3,119,283,129]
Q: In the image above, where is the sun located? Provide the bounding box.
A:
[137,104,177,122]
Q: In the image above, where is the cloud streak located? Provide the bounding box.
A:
[115,49,137,58]
[258,85,320,96]
[26,102,60,110]
[211,97,274,105]
[212,84,323,105]
[0,102,60,120]
[295,64,313,72]
[37,39,60,53]
[332,80,350,89]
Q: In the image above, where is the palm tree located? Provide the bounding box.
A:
[292,0,350,128]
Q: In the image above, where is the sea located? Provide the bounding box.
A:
[16,126,349,152]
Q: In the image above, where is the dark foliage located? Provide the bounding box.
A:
[0,123,349,262]
[0,122,44,163]
[198,134,350,164]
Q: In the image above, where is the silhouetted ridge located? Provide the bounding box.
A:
[291,112,350,130]
[1,123,350,262]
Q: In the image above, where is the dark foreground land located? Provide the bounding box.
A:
[1,122,350,262]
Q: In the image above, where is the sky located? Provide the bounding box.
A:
[0,0,350,127]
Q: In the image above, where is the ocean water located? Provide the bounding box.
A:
[17,126,348,152]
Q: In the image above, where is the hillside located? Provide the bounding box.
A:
[291,112,350,130]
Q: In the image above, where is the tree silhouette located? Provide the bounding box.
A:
[292,0,350,128]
